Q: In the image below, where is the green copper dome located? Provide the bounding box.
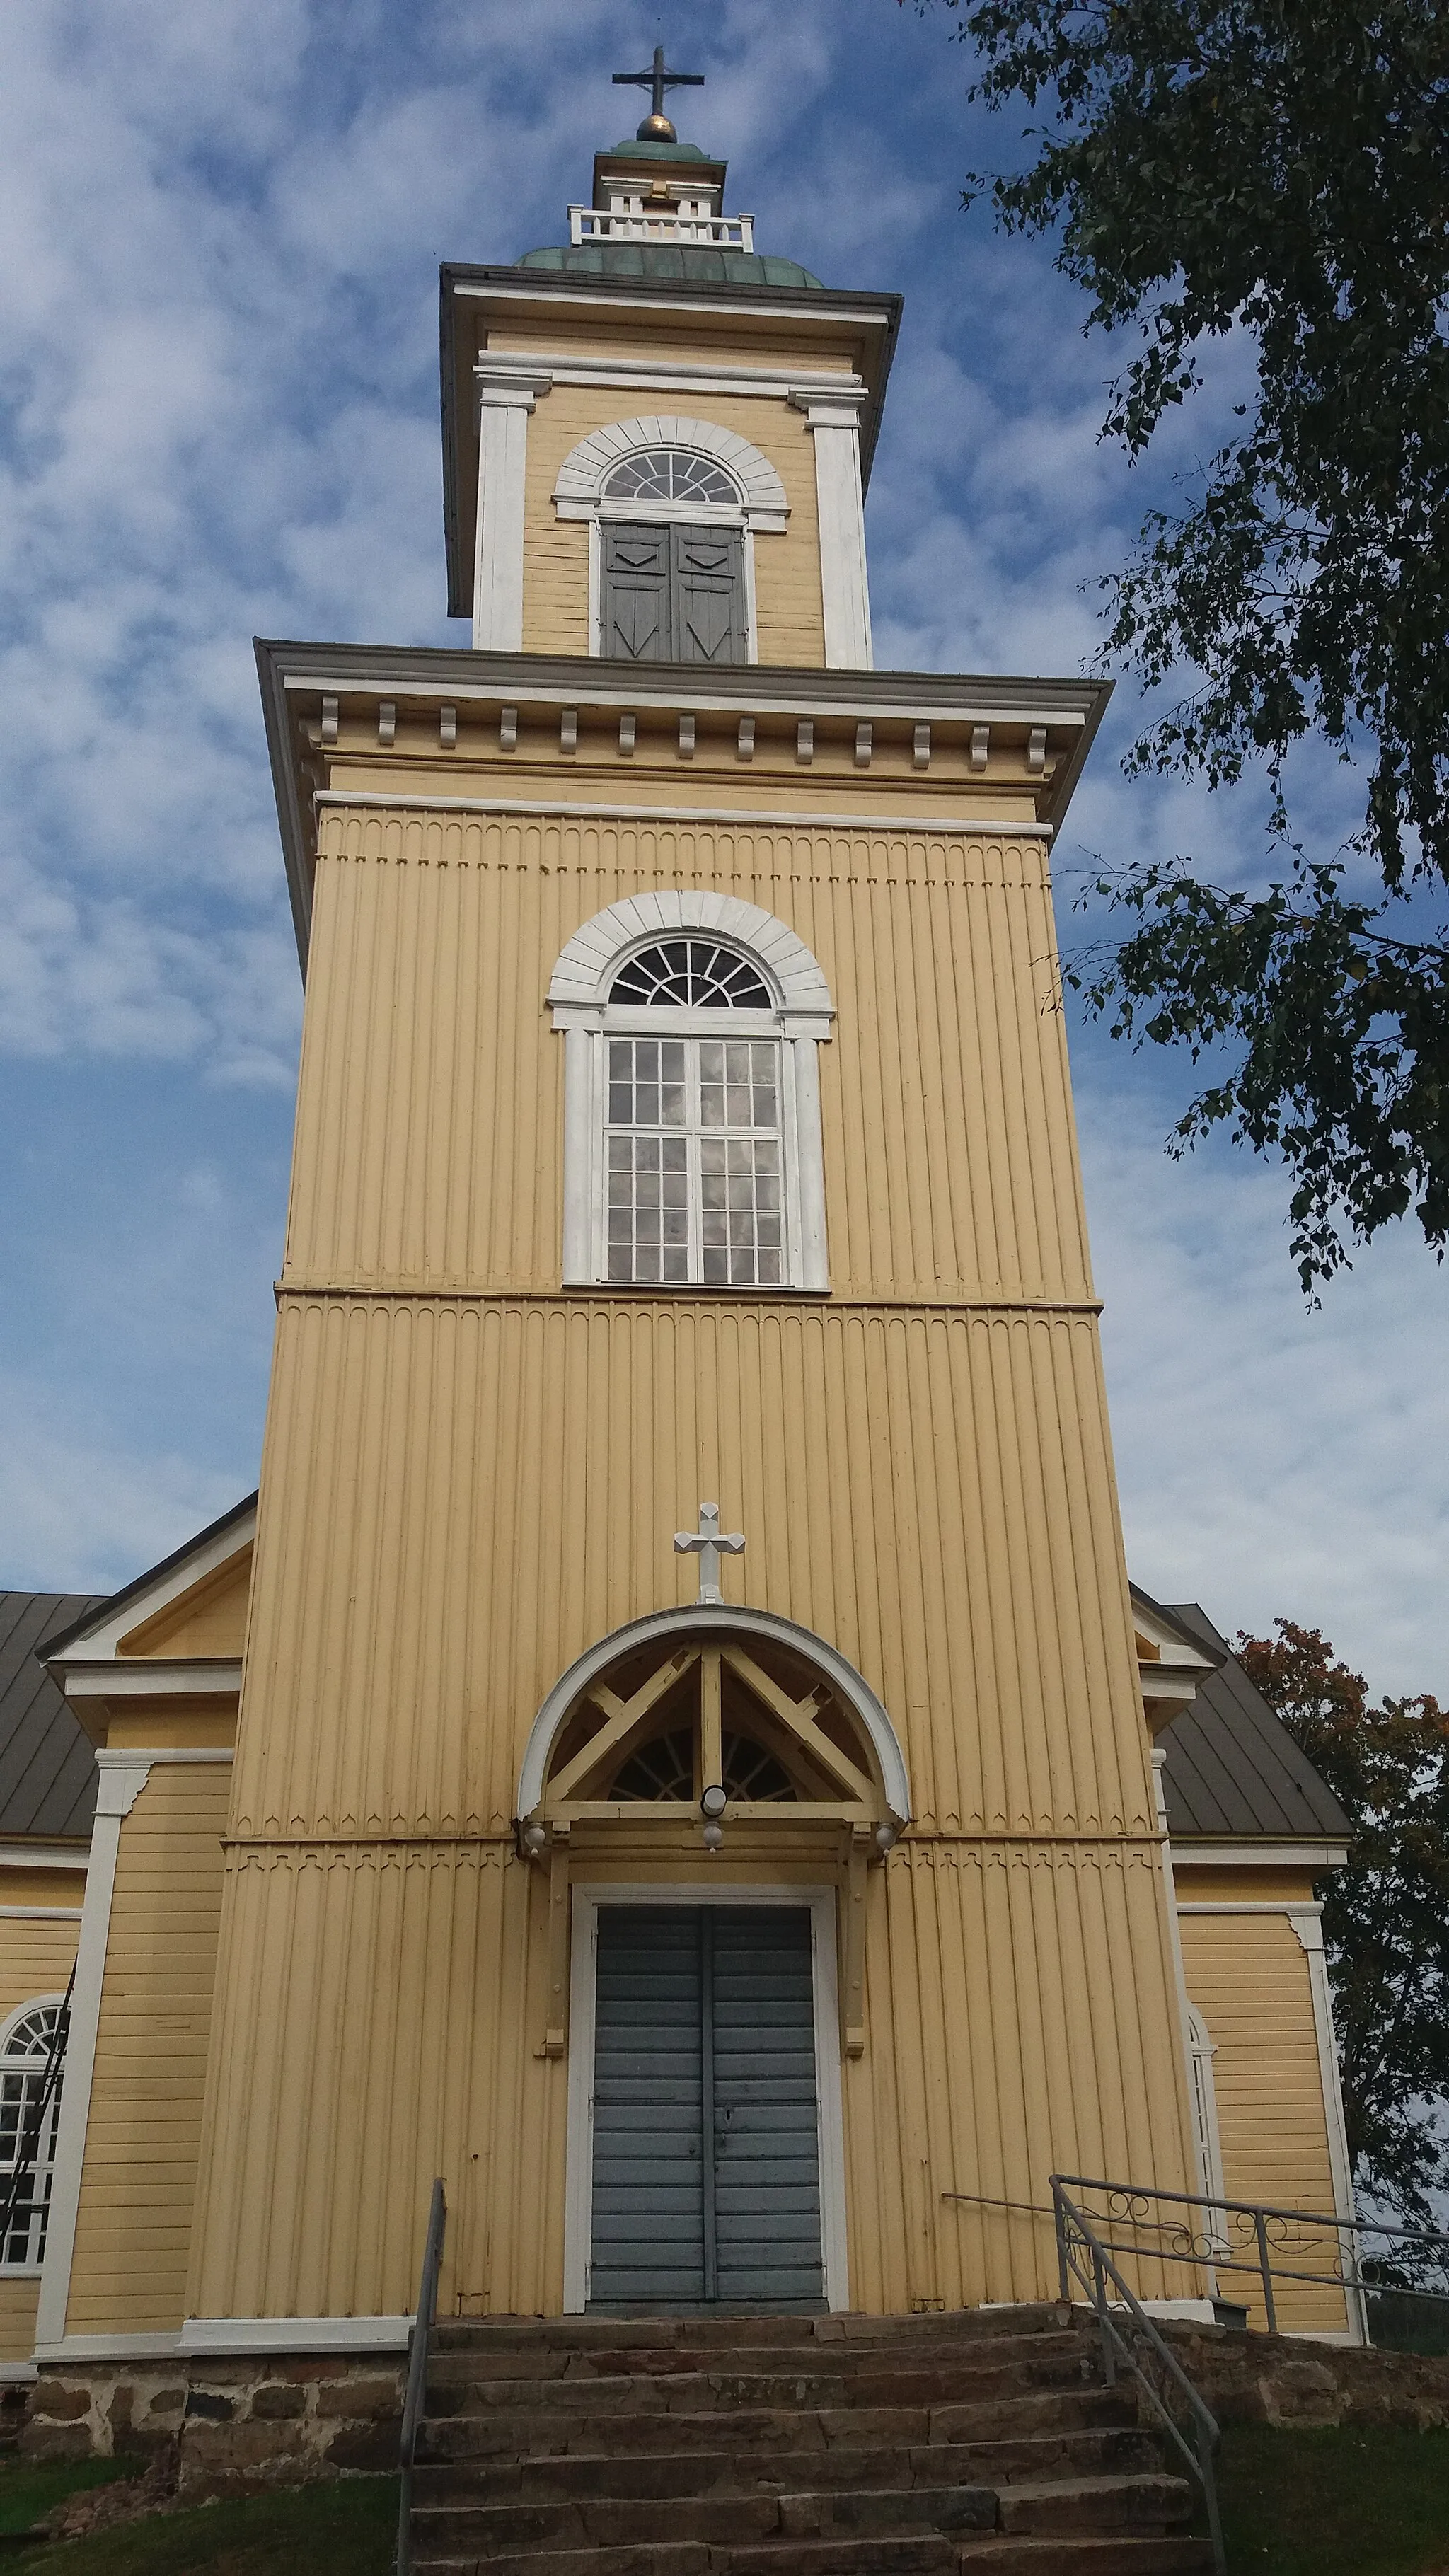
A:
[516,242,824,290]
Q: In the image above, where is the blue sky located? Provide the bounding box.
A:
[0,0,1443,1692]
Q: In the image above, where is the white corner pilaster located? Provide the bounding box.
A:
[472,366,553,652]
[789,388,872,670]
[34,1748,233,2352]
[1153,1753,1214,2224]
[1288,1903,1368,2342]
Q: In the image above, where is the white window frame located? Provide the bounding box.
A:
[548,896,833,1293]
[0,1994,67,2277]
[554,417,791,667]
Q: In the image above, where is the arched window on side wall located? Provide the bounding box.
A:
[548,895,833,1291]
[0,1997,67,2271]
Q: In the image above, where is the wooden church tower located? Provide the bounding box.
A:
[37,57,1208,2345]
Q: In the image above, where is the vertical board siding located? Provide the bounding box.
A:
[0,1917,82,2362]
[190,1841,1190,2322]
[1178,1914,1349,2336]
[66,1767,231,2335]
[180,785,1199,2323]
[231,1302,1152,1843]
[285,813,1092,1304]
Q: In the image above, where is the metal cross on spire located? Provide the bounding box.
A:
[674,1502,744,1605]
[613,42,705,144]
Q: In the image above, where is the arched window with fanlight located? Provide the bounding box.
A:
[553,417,792,666]
[548,894,833,1292]
[0,1996,67,2271]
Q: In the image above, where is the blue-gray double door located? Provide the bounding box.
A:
[589,1904,826,2311]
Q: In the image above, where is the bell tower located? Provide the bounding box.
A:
[186,64,1199,2327]
[441,63,887,668]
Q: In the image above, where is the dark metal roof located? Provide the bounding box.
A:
[0,1595,102,1843]
[1155,1600,1351,1844]
[516,243,824,291]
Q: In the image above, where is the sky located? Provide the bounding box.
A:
[0,0,1443,1693]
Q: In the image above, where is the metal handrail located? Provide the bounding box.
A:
[944,2173,1448,2340]
[395,2178,446,2576]
[1051,2178,1226,2575]
[1054,2173,1449,2340]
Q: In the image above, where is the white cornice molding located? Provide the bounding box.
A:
[0,1845,88,1872]
[60,1661,243,1704]
[1172,1842,1349,1870]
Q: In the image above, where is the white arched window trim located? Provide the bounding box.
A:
[553,417,790,666]
[1186,2002,1229,2253]
[0,1992,67,2274]
[548,892,833,1292]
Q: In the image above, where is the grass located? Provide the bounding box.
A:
[0,2457,138,2537]
[2,2471,398,2573]
[1205,2422,1449,2574]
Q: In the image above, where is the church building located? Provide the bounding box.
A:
[0,63,1362,2424]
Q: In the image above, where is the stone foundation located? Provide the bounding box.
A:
[21,2350,404,2495]
[1134,2314,1449,2430]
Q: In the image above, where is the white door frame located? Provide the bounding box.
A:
[564,1881,850,2315]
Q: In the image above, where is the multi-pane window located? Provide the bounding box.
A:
[603,449,739,507]
[0,2002,65,2270]
[606,1034,784,1286]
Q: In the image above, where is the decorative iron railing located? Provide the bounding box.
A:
[395,2178,446,2576]
[1048,2178,1227,2576]
[1053,2174,1449,2340]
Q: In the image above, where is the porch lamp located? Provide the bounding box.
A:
[700,1782,727,1852]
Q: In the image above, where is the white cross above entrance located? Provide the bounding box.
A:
[674,1502,745,1605]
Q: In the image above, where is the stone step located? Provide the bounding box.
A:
[413,2469,1191,2561]
[418,2389,1137,2466]
[412,2539,1214,2576]
[430,2307,1064,2357]
[413,2487,1001,2557]
[996,2476,1191,2539]
[412,2537,960,2576]
[424,2351,1090,2421]
[955,2548,1214,2574]
[426,2330,1078,2387]
[415,2427,1161,2505]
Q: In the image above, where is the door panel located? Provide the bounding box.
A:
[589,1903,824,2310]
[599,522,748,664]
[602,524,671,662]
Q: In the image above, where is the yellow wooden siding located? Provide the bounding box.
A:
[0,1914,81,2023]
[64,1765,231,2337]
[232,1302,1151,1843]
[519,384,825,664]
[0,1914,82,2362]
[181,781,1198,2321]
[285,812,1092,1305]
[189,1836,1189,2322]
[1178,1911,1348,2335]
[117,1546,252,1658]
[0,1870,84,1914]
